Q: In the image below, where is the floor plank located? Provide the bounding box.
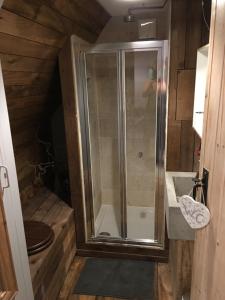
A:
[69,297,122,300]
[58,257,87,300]
[156,264,173,300]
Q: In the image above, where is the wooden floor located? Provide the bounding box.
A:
[58,257,173,300]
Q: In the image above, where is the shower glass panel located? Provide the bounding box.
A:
[85,53,122,238]
[125,50,158,241]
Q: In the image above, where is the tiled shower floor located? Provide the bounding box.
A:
[95,204,155,240]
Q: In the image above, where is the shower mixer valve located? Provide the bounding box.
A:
[192,168,209,206]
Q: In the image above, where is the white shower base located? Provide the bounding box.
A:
[95,204,155,240]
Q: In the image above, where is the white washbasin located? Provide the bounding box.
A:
[165,172,196,240]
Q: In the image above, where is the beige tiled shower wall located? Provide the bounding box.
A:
[125,52,157,207]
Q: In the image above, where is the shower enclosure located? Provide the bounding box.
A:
[60,39,168,259]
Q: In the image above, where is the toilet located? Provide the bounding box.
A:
[24,221,54,256]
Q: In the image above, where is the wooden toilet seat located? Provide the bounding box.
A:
[24,221,54,256]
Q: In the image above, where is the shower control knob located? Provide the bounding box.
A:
[138,152,143,158]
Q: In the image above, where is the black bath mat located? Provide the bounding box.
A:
[74,258,155,299]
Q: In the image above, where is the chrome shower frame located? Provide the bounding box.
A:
[76,41,168,250]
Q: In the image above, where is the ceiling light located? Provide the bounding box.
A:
[141,21,154,26]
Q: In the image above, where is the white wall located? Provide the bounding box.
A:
[97,0,171,43]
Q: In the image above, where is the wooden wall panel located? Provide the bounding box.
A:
[0,1,110,205]
[191,1,225,299]
[176,70,196,121]
[185,0,203,69]
[3,71,52,86]
[169,240,194,300]
[0,9,66,47]
[167,123,181,170]
[166,0,186,171]
[3,0,96,42]
[0,32,59,60]
[167,0,210,172]
[42,0,102,35]
[5,84,51,99]
[167,1,211,299]
[1,53,55,73]
[180,121,196,171]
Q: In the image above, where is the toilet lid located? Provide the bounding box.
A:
[24,221,54,255]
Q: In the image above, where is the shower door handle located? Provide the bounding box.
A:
[0,165,10,194]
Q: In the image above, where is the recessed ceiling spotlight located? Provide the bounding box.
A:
[140,21,154,26]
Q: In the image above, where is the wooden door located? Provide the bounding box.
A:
[0,179,17,299]
[191,0,225,299]
[0,60,34,299]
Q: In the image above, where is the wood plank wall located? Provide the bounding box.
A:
[0,0,110,204]
[167,0,210,172]
[167,1,211,299]
[191,0,225,298]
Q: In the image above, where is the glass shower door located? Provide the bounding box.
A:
[84,52,122,238]
[124,50,159,241]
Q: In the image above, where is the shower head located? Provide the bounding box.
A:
[124,4,165,23]
[124,13,136,23]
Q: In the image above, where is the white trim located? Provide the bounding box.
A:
[0,0,4,9]
[0,61,34,300]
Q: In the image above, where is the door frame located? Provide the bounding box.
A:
[0,187,17,300]
[59,36,169,261]
[0,61,34,300]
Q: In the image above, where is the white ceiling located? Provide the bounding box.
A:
[97,0,166,16]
